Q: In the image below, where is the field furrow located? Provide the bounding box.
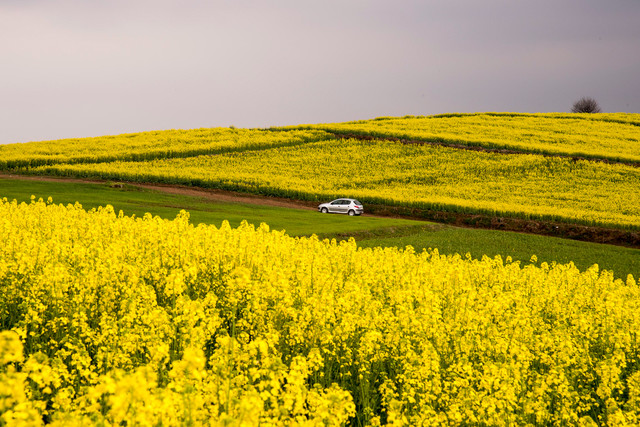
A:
[294,113,640,163]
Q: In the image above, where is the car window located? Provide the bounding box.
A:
[342,200,350,205]
[331,200,342,205]
[353,200,362,205]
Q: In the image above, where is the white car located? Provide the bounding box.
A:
[318,198,364,216]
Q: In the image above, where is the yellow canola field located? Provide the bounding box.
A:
[0,128,331,169]
[301,113,640,163]
[34,139,640,229]
[1,199,640,426]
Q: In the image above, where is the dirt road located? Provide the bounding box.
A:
[0,172,318,211]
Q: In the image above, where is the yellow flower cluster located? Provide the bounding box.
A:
[299,113,640,163]
[34,139,640,229]
[1,198,640,425]
[0,128,331,170]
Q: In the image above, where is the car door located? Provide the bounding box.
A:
[329,199,343,213]
[341,200,353,214]
[338,199,350,214]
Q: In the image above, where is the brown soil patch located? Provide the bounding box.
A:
[135,183,319,210]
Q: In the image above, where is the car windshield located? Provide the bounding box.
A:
[353,200,362,205]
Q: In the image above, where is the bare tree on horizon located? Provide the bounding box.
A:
[571,97,602,113]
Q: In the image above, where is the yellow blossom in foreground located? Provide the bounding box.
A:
[0,198,639,425]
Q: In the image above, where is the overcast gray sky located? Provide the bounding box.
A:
[1,0,639,144]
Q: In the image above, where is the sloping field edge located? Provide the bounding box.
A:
[0,131,334,170]
[2,173,639,249]
[324,132,640,168]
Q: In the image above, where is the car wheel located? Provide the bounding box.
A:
[321,207,328,213]
[348,210,355,216]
